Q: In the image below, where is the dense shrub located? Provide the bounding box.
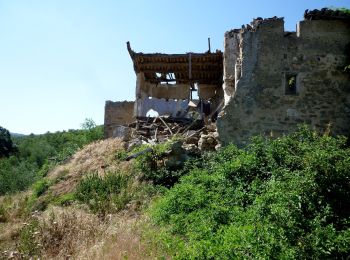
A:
[151,126,350,259]
[135,138,194,187]
[0,157,38,195]
[75,172,130,214]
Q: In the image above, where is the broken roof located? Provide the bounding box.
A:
[127,42,223,86]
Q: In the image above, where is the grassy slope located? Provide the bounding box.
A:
[1,126,349,259]
[0,138,162,259]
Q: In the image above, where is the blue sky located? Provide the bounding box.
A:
[0,0,349,134]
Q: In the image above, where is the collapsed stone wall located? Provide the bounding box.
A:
[218,14,350,146]
[104,101,135,138]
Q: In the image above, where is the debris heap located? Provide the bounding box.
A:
[111,116,220,153]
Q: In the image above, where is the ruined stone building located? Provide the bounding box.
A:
[105,9,350,146]
[126,42,223,119]
[104,43,224,138]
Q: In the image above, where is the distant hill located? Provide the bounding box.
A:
[10,132,26,137]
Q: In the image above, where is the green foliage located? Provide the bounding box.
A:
[53,192,75,206]
[135,137,191,187]
[333,7,350,14]
[150,126,350,259]
[0,119,103,195]
[32,179,50,197]
[0,126,16,158]
[81,118,104,142]
[75,172,130,214]
[0,157,38,195]
[115,150,128,161]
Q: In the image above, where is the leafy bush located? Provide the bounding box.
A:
[135,138,193,187]
[54,193,75,206]
[150,126,350,259]
[0,157,38,195]
[32,179,50,197]
[75,172,130,214]
[81,118,104,143]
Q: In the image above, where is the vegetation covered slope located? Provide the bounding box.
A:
[150,127,350,259]
[1,126,349,259]
[0,136,159,259]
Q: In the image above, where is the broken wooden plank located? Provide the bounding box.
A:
[158,116,173,135]
[184,127,206,140]
[126,147,153,161]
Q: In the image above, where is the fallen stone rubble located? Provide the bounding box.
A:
[112,116,220,155]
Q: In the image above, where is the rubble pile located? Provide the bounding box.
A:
[129,116,198,144]
[111,116,220,154]
[198,124,220,151]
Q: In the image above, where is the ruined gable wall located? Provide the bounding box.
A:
[218,18,350,146]
[104,101,135,138]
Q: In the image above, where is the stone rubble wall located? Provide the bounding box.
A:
[218,17,350,146]
[104,101,135,138]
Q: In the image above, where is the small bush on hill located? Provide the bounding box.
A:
[135,137,194,187]
[150,126,350,259]
[32,179,50,197]
[75,172,130,215]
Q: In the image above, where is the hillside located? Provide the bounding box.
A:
[1,126,350,259]
[0,135,161,259]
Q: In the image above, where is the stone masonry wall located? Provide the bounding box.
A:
[217,17,350,146]
[104,101,135,138]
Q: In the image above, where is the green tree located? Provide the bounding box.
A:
[0,126,16,158]
[81,118,103,142]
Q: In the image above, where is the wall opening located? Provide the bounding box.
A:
[285,74,297,95]
[146,109,159,117]
[191,83,199,100]
[156,72,177,85]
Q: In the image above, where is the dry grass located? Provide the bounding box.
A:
[37,206,103,259]
[1,183,156,259]
[0,191,32,255]
[0,191,31,220]
[77,212,153,260]
[28,206,153,260]
[47,138,132,197]
[1,138,163,259]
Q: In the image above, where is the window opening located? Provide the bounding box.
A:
[285,74,297,95]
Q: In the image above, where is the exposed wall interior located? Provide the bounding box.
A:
[128,42,224,120]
